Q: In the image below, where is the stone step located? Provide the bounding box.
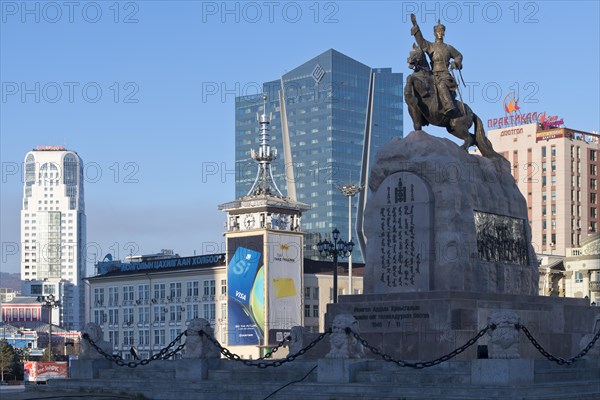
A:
[207,366,318,383]
[97,366,176,380]
[44,378,600,400]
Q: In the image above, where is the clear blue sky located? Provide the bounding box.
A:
[1,1,599,275]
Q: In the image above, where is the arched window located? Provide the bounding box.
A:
[25,154,36,185]
[63,154,78,185]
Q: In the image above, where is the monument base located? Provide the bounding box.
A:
[31,357,600,400]
[324,291,598,361]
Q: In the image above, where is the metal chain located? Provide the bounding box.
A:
[351,325,492,369]
[517,324,600,365]
[256,335,292,360]
[200,328,332,368]
[82,330,188,368]
[81,321,600,370]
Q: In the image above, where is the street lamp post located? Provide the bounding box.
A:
[37,294,61,361]
[317,228,354,304]
[337,183,364,295]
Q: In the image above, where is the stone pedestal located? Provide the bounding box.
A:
[471,359,534,385]
[317,359,368,383]
[325,291,597,362]
[70,359,113,379]
[174,359,220,380]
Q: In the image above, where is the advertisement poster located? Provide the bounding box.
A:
[24,362,68,382]
[267,233,302,345]
[227,235,264,345]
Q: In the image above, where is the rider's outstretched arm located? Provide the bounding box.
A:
[410,14,430,52]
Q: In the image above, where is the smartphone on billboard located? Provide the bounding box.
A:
[227,246,264,344]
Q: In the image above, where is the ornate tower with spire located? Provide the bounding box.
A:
[218,95,309,357]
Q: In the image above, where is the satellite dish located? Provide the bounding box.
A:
[102,254,113,262]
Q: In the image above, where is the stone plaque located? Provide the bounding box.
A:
[474,211,528,265]
[365,172,432,293]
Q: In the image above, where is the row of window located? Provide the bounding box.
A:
[108,328,182,348]
[23,213,75,218]
[93,303,225,325]
[573,271,600,283]
[93,280,227,306]
[1,308,41,321]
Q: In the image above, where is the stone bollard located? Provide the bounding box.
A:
[183,318,221,359]
[487,310,521,359]
[288,326,305,356]
[579,313,600,363]
[325,314,364,359]
[175,318,221,380]
[73,322,114,380]
[471,310,532,385]
[79,322,113,360]
[318,314,367,383]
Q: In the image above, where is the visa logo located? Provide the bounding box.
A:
[235,291,247,301]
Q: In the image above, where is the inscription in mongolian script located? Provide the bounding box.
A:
[352,304,430,332]
[365,172,432,294]
[474,211,528,265]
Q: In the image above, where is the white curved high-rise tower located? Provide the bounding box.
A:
[21,146,86,330]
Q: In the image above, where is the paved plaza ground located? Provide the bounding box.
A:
[0,385,138,400]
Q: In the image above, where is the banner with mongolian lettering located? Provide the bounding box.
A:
[226,235,264,346]
[24,361,68,382]
[266,233,302,345]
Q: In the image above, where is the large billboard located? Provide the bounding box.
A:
[24,362,68,382]
[227,235,264,346]
[266,233,302,345]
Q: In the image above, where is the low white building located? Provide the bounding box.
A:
[537,233,600,305]
[86,251,364,360]
[564,233,600,304]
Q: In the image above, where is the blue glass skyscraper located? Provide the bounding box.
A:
[235,49,403,263]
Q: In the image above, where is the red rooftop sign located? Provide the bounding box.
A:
[35,146,66,151]
[487,94,564,129]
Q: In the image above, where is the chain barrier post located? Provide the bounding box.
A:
[517,323,600,365]
[200,328,332,368]
[82,330,188,368]
[81,321,600,370]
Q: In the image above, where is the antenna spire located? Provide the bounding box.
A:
[247,94,283,197]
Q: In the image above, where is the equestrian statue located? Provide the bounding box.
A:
[405,13,503,160]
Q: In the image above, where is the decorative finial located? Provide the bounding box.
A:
[247,94,283,197]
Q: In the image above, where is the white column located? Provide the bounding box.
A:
[348,195,353,295]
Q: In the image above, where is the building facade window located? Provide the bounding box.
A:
[94,288,104,306]
[186,281,199,298]
[153,283,166,300]
[138,285,149,303]
[108,286,119,307]
[123,285,134,303]
[169,282,182,300]
[203,280,216,297]
[138,307,149,324]
[154,305,166,322]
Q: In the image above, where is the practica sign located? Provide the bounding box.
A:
[487,94,563,129]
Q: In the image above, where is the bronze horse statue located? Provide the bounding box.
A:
[404,44,503,160]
